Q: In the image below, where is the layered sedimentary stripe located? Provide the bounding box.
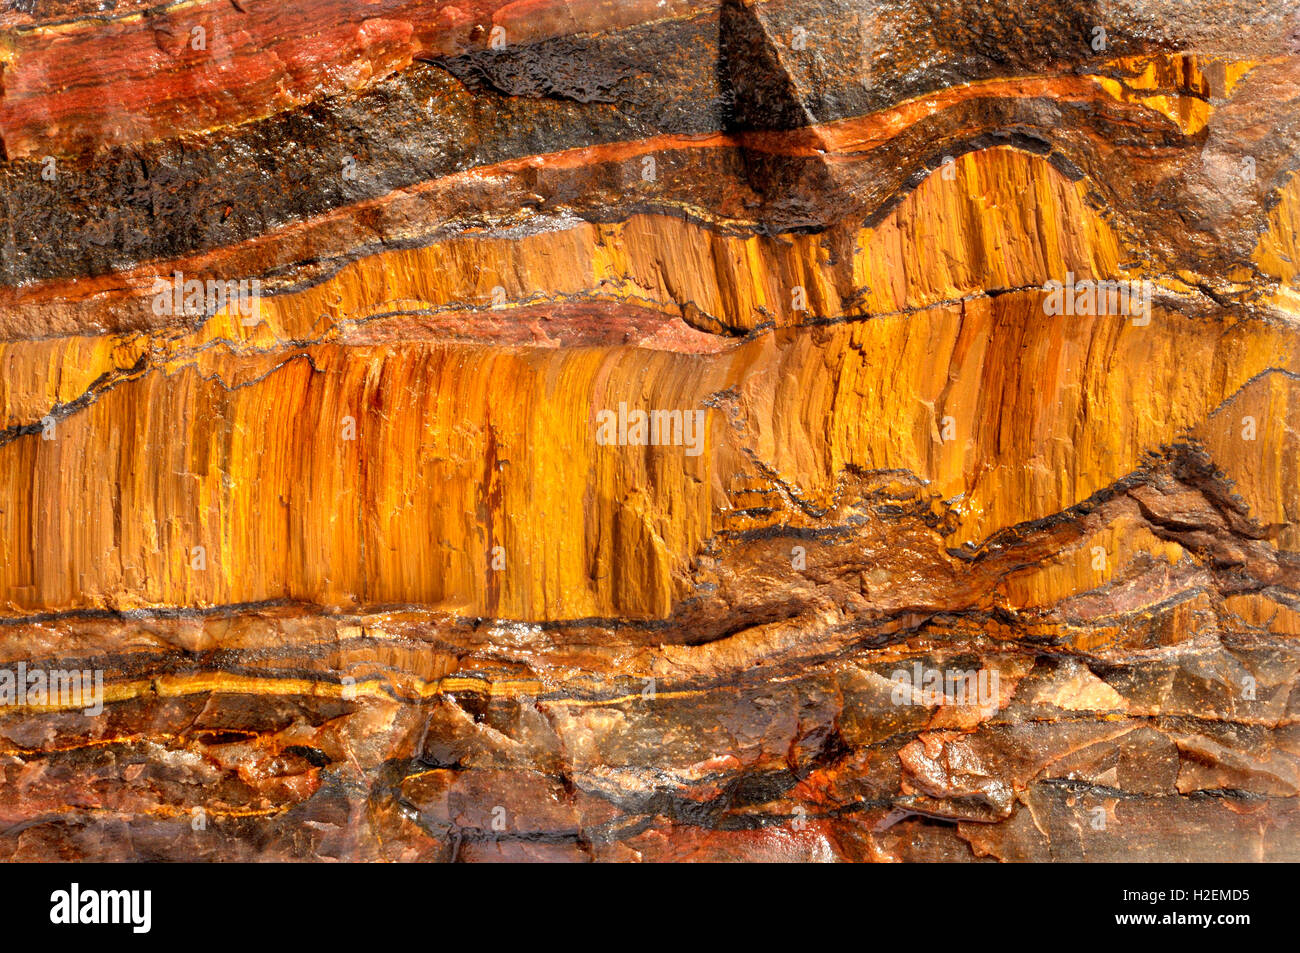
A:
[0,0,1297,863]
[2,8,1298,291]
[5,0,1297,160]
[1,459,1296,861]
[1,286,1297,620]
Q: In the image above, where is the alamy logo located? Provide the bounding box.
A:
[890,663,999,709]
[595,403,706,456]
[0,663,102,715]
[1042,272,1152,324]
[151,271,262,324]
[50,884,151,933]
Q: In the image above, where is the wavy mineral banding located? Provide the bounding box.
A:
[0,0,1298,862]
[0,0,718,159]
[1,288,1296,620]
[4,17,1299,288]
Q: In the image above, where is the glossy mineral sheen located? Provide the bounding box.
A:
[0,0,1297,862]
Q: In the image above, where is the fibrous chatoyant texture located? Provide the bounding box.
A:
[0,0,1297,862]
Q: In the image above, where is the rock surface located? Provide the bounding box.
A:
[0,0,1297,861]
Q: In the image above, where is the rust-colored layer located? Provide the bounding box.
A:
[0,2,1297,863]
